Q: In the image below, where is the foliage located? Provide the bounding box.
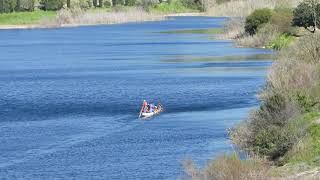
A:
[267,33,294,50]
[271,7,295,34]
[0,0,17,13]
[245,8,273,35]
[151,0,196,13]
[181,0,202,10]
[16,0,35,11]
[40,0,64,10]
[292,0,320,32]
[283,113,320,166]
[103,0,111,7]
[112,0,125,6]
[125,0,136,6]
[72,0,93,9]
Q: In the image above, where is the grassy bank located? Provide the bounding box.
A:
[0,10,56,25]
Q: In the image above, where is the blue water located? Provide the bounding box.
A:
[0,16,272,179]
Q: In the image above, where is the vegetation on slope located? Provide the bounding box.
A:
[185,0,320,179]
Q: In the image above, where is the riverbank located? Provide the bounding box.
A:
[0,10,205,30]
[184,0,320,179]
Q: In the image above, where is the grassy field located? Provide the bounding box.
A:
[0,11,56,25]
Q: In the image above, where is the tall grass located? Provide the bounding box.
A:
[183,153,270,180]
[41,7,165,27]
[206,0,303,17]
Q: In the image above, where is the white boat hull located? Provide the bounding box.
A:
[140,107,163,118]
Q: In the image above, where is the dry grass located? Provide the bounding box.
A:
[235,23,279,48]
[40,7,165,28]
[218,17,245,39]
[205,0,303,17]
[183,153,271,180]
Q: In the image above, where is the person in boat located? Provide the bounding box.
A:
[143,100,148,113]
[149,104,155,112]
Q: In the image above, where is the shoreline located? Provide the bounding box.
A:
[0,12,206,30]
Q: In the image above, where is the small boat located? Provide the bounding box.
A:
[140,105,163,118]
[139,101,163,119]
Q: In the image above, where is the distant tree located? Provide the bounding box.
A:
[67,0,71,8]
[293,0,320,33]
[103,0,110,7]
[99,0,103,7]
[0,0,16,13]
[40,0,64,10]
[93,0,97,7]
[245,8,273,35]
[15,0,20,11]
[125,0,135,6]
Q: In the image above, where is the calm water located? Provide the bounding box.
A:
[0,16,272,179]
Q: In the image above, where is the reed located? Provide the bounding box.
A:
[40,7,165,28]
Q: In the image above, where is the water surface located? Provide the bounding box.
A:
[0,16,272,179]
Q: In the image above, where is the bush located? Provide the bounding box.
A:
[0,0,16,13]
[271,7,295,35]
[40,0,64,10]
[267,33,294,50]
[292,1,320,32]
[245,8,273,35]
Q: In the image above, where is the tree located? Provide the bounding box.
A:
[0,0,16,13]
[293,0,320,33]
[93,0,97,7]
[307,0,320,31]
[67,0,71,8]
[15,0,20,11]
[99,0,103,7]
[40,0,64,10]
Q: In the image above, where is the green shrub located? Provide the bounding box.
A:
[292,1,320,32]
[245,8,273,35]
[267,33,294,50]
[40,0,64,10]
[0,0,17,13]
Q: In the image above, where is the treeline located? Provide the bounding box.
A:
[0,0,203,13]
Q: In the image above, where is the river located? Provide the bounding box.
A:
[0,16,272,179]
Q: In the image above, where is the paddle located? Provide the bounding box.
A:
[138,102,144,118]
